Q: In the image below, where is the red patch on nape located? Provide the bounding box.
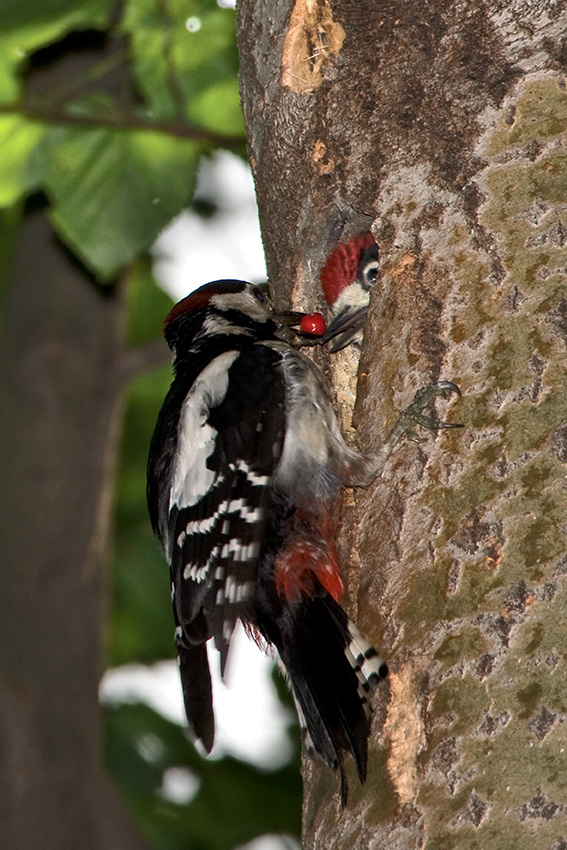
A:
[163,280,248,332]
[320,233,376,308]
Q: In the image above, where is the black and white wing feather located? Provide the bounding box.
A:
[166,344,286,668]
[148,342,287,749]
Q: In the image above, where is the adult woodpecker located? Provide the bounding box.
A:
[320,232,379,351]
[147,279,460,800]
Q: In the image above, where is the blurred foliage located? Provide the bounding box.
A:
[0,0,115,101]
[107,701,301,850]
[0,0,245,279]
[41,124,201,277]
[113,259,176,666]
[0,0,302,847]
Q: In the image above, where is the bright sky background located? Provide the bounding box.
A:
[100,151,300,850]
[152,151,268,294]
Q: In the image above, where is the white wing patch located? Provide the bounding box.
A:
[170,350,239,510]
[237,462,270,488]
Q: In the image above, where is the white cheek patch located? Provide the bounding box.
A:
[201,313,251,337]
[210,289,272,323]
[332,281,369,315]
[170,350,239,510]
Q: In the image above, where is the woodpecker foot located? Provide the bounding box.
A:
[385,381,462,451]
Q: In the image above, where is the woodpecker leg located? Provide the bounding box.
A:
[349,381,462,485]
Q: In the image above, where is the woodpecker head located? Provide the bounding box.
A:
[319,234,379,352]
[163,280,304,363]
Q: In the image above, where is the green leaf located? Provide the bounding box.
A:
[0,114,44,206]
[122,0,243,134]
[0,0,114,103]
[120,0,178,121]
[188,79,245,136]
[41,124,200,279]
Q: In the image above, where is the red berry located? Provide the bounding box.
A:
[300,312,326,336]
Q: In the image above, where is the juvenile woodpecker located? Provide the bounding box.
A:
[147,279,459,799]
[320,233,379,351]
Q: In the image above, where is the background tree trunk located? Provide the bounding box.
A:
[0,208,150,850]
[237,1,567,846]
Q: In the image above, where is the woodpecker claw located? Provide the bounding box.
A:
[435,380,462,397]
[405,381,463,429]
[384,381,463,453]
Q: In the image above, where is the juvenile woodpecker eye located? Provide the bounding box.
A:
[362,261,379,289]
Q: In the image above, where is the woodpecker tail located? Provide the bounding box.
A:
[178,642,215,753]
[275,592,387,800]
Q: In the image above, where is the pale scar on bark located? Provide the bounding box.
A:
[281,0,345,93]
[384,661,428,805]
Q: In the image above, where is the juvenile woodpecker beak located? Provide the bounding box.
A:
[320,305,369,352]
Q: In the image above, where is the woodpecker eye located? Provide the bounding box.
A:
[252,286,268,303]
[362,261,379,290]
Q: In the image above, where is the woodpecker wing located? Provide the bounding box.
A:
[167,343,286,674]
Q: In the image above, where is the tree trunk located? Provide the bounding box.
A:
[0,208,149,850]
[237,1,567,846]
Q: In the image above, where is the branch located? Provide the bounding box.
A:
[1,101,246,148]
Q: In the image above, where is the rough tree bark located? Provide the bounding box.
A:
[0,209,151,850]
[237,1,567,847]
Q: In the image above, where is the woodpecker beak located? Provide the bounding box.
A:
[272,309,307,327]
[320,305,369,352]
